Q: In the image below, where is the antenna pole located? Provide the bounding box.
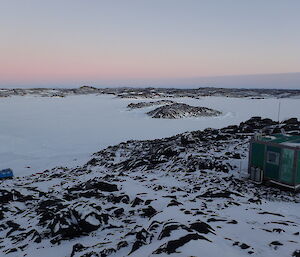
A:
[277,100,281,124]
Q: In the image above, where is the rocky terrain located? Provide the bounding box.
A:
[127,100,175,109]
[1,86,300,99]
[0,117,300,257]
[147,103,222,119]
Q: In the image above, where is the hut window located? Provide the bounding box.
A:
[267,151,280,165]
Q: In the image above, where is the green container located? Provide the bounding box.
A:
[248,134,300,190]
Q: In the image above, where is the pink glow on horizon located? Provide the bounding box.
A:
[1,45,299,84]
[1,1,300,85]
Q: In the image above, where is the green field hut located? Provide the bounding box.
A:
[248,134,300,190]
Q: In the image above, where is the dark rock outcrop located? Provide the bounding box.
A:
[147,103,222,119]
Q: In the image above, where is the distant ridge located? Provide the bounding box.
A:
[1,86,300,99]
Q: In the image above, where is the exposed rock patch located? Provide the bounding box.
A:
[127,100,175,109]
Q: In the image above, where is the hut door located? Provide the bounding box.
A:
[280,148,294,184]
[265,146,281,180]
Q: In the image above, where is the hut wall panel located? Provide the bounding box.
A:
[297,151,300,184]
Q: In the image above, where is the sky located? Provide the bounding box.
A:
[0,0,300,88]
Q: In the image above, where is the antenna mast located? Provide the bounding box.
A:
[277,100,281,124]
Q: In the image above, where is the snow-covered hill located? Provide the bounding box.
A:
[1,117,299,257]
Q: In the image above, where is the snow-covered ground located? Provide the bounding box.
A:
[1,94,300,176]
[1,116,299,257]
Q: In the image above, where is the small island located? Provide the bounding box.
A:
[147,103,222,119]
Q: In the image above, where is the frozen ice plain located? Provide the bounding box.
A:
[0,87,300,257]
[1,88,300,177]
